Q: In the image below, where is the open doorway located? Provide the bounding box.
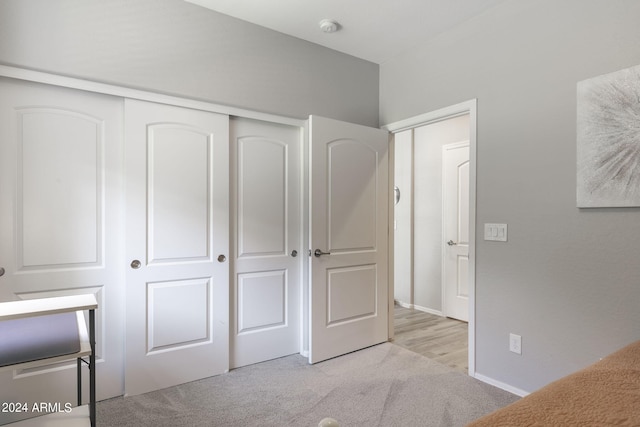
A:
[384,100,477,376]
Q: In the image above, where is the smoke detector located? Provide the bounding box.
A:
[319,19,340,33]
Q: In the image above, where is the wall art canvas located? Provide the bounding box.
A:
[577,63,640,207]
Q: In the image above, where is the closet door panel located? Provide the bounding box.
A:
[148,125,211,262]
[0,78,125,425]
[19,109,100,268]
[124,99,229,396]
[231,117,302,369]
[237,137,287,256]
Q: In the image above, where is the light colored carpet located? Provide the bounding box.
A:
[97,343,518,426]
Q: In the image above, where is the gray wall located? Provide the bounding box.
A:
[381,0,640,392]
[0,0,379,127]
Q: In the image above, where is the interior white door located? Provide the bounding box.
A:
[308,115,389,364]
[124,99,229,395]
[443,141,470,322]
[0,78,124,423]
[230,117,302,368]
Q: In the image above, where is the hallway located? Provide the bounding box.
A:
[392,304,468,373]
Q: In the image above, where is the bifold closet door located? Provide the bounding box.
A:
[0,78,125,424]
[230,117,302,368]
[124,99,229,396]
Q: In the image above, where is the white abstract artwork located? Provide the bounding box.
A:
[577,64,640,207]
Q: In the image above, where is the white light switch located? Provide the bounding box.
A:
[484,223,507,242]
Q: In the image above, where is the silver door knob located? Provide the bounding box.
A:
[447,240,457,246]
[130,260,141,269]
[0,267,5,277]
[217,254,226,263]
[291,250,298,257]
[314,249,331,257]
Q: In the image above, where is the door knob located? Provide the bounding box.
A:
[291,250,298,257]
[314,249,331,257]
[130,260,141,269]
[217,254,226,263]
[446,240,457,246]
[0,267,5,277]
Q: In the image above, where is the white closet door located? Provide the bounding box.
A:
[308,115,390,364]
[124,99,229,395]
[230,117,302,368]
[0,78,124,424]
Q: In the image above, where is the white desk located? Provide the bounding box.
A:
[0,294,97,426]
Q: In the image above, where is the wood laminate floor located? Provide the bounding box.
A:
[392,304,468,374]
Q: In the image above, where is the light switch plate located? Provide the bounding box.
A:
[484,223,507,241]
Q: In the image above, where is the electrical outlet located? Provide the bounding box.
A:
[509,333,522,355]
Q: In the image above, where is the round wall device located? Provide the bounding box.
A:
[319,19,340,33]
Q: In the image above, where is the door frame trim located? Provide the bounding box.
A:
[382,99,477,377]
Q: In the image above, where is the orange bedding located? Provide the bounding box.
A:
[467,340,640,426]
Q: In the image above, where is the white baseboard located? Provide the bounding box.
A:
[394,300,443,317]
[413,304,443,317]
[473,373,529,397]
[394,300,413,309]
